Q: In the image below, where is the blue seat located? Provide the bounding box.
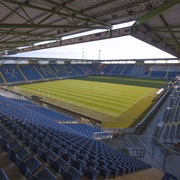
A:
[126,164,135,173]
[49,156,69,173]
[52,137,59,144]
[28,168,56,180]
[0,169,9,180]
[97,166,111,178]
[37,135,43,143]
[7,139,22,152]
[0,124,4,129]
[115,163,126,175]
[18,156,42,176]
[97,159,108,167]
[37,143,48,155]
[1,133,15,151]
[6,121,15,130]
[11,125,19,135]
[76,153,87,163]
[62,152,72,163]
[46,132,53,139]
[86,159,98,168]
[26,127,33,134]
[83,166,99,180]
[23,133,33,146]
[8,139,22,162]
[40,149,57,163]
[17,130,27,140]
[43,138,52,149]
[30,138,40,154]
[0,128,8,137]
[62,166,83,180]
[88,154,97,161]
[71,158,85,171]
[32,131,38,139]
[107,165,119,176]
[52,144,62,155]
[16,147,32,164]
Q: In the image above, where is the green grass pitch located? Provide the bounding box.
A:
[14,76,168,128]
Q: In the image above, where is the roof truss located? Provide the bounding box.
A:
[0,0,179,58]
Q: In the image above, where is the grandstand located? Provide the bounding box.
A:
[0,93,153,179]
[0,59,179,179]
[0,63,98,84]
[0,0,180,180]
[0,62,180,85]
[155,81,180,146]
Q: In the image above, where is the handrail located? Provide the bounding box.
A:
[126,134,180,156]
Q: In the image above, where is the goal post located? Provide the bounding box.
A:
[32,89,49,98]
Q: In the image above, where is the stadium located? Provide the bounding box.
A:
[0,0,180,180]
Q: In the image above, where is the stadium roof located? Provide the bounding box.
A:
[0,0,180,57]
[0,56,179,64]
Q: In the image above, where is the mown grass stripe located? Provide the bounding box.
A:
[18,76,167,119]
[22,81,152,103]
[21,85,148,110]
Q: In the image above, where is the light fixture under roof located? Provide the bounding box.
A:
[112,14,118,19]
[145,3,153,11]
[127,9,133,16]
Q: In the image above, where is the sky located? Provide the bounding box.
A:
[14,35,175,60]
[10,21,175,61]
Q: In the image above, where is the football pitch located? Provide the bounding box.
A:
[14,76,168,128]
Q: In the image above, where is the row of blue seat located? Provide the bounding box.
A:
[0,64,100,84]
[0,96,108,137]
[0,95,152,179]
[0,117,112,179]
[0,123,57,179]
[1,63,179,84]
[1,115,151,179]
[158,82,180,144]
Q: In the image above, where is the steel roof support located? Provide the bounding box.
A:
[15,0,34,24]
[0,1,32,24]
[164,39,180,42]
[0,23,109,29]
[148,30,180,33]
[0,30,57,39]
[82,0,116,12]
[95,0,151,18]
[0,39,58,45]
[1,0,111,28]
[159,14,180,53]
[148,25,180,31]
[42,0,111,27]
[136,0,180,24]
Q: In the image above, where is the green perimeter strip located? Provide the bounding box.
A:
[102,91,158,128]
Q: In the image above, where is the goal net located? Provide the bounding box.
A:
[32,89,50,98]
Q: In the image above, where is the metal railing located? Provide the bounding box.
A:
[125,135,180,178]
